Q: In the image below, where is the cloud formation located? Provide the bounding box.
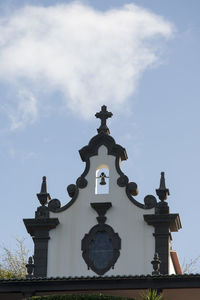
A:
[0,2,173,129]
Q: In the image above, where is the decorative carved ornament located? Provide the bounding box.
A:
[81,202,121,275]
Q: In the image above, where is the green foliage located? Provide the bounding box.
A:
[0,268,17,279]
[26,290,165,300]
[141,290,164,300]
[26,291,165,300]
[27,294,135,300]
[0,238,28,279]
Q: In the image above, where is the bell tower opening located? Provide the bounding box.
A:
[95,165,109,194]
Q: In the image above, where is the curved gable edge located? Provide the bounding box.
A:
[49,133,156,212]
[79,132,128,162]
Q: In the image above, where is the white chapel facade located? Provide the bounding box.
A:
[24,105,182,278]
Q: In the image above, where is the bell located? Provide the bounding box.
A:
[100,172,106,185]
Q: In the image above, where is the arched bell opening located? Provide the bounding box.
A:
[95,165,109,194]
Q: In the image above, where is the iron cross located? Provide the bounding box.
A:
[95,105,113,134]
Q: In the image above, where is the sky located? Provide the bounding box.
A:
[0,0,200,272]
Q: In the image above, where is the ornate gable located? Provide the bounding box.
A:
[24,105,181,278]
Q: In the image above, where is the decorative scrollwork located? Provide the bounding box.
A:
[76,176,88,189]
[48,199,61,211]
[117,175,128,187]
[127,182,138,196]
[144,195,157,209]
[81,224,121,275]
[81,202,121,275]
[67,184,77,197]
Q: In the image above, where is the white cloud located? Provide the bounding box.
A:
[4,89,38,130]
[0,2,174,127]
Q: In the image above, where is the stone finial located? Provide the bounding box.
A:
[156,172,170,202]
[37,176,51,206]
[95,105,113,134]
[151,253,161,275]
[26,256,35,278]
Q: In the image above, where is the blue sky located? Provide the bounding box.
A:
[0,0,200,270]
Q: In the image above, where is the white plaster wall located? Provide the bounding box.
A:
[169,255,176,275]
[47,146,155,277]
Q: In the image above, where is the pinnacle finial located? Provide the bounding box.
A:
[156,172,170,202]
[160,172,166,189]
[151,253,161,275]
[41,176,47,193]
[26,256,35,278]
[95,105,113,134]
[37,176,51,206]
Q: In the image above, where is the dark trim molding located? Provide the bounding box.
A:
[48,187,79,213]
[23,218,59,277]
[48,127,156,212]
[91,202,112,222]
[79,132,128,162]
[115,156,157,209]
[144,212,181,274]
[2,274,200,296]
[81,223,121,275]
[82,202,121,275]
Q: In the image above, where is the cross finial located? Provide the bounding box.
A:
[95,105,113,134]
